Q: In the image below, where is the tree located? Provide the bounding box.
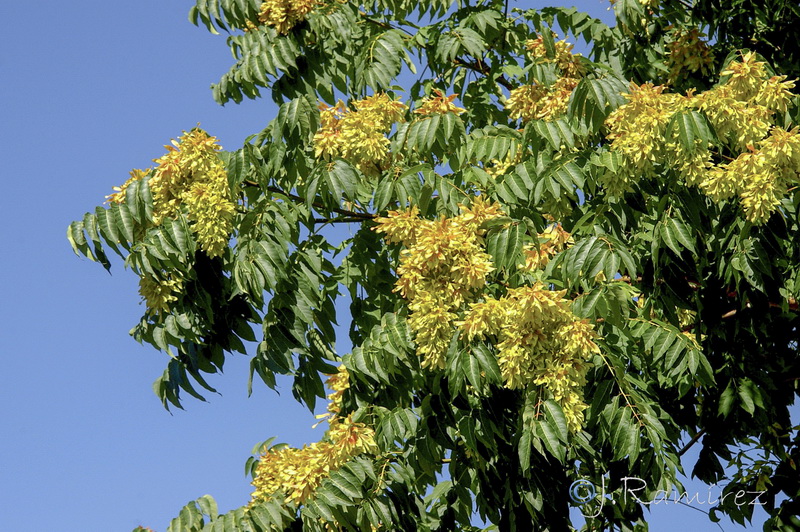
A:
[69,0,800,530]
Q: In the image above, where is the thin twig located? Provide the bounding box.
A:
[452,58,515,90]
[243,180,376,220]
[313,216,368,224]
[358,12,414,36]
[678,429,706,457]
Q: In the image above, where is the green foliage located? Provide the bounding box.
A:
[68,0,800,530]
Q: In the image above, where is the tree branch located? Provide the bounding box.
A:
[243,180,376,221]
[313,216,368,224]
[358,11,415,36]
[678,429,706,457]
[452,58,515,91]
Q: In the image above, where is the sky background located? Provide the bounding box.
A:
[0,1,788,531]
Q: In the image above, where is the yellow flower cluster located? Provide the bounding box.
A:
[506,78,579,124]
[461,284,600,432]
[323,364,349,417]
[251,365,378,506]
[603,53,797,223]
[138,274,183,315]
[414,90,466,116]
[702,128,800,223]
[314,94,407,175]
[257,0,318,34]
[376,204,598,430]
[108,129,236,257]
[521,224,573,271]
[525,36,585,79]
[506,35,584,123]
[106,169,150,204]
[694,53,794,151]
[374,199,505,369]
[150,129,235,257]
[666,27,714,84]
[250,415,377,505]
[603,83,688,194]
[484,149,523,178]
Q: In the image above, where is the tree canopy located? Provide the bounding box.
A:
[70,0,800,530]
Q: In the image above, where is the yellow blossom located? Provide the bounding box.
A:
[250,366,377,506]
[461,284,599,431]
[414,90,466,116]
[373,200,504,368]
[720,51,768,100]
[324,364,350,417]
[524,35,585,79]
[138,274,183,315]
[314,94,407,176]
[668,139,713,187]
[521,224,573,271]
[106,168,149,204]
[701,128,800,224]
[602,55,798,223]
[506,34,584,123]
[484,149,523,178]
[257,0,319,34]
[143,128,235,257]
[757,75,796,113]
[506,77,579,123]
[108,128,235,257]
[373,205,420,245]
[694,85,773,151]
[666,27,714,83]
[604,83,688,192]
[376,202,598,431]
[456,196,506,234]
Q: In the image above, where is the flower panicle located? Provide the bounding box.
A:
[373,200,504,369]
[250,365,377,506]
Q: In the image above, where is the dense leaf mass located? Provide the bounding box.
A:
[70,0,800,530]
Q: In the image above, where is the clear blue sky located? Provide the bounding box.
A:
[0,1,782,530]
